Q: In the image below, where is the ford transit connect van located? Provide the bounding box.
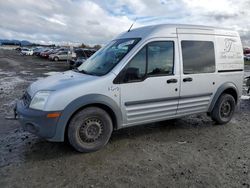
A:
[15,24,244,152]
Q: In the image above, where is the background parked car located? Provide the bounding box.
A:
[53,48,69,54]
[39,49,51,57]
[33,47,44,56]
[33,48,48,56]
[69,48,96,69]
[31,47,42,52]
[40,49,55,58]
[244,54,250,61]
[69,56,87,69]
[244,48,250,55]
[15,47,21,51]
[246,76,250,94]
[49,51,71,61]
[20,48,33,56]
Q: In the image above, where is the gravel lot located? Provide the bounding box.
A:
[0,49,250,188]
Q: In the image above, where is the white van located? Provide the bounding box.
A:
[15,24,244,152]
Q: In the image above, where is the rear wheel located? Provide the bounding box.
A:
[211,94,235,124]
[67,107,113,152]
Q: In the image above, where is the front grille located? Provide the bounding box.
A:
[22,92,31,107]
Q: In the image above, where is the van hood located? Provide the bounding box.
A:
[27,70,96,97]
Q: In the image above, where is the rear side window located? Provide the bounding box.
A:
[181,41,215,74]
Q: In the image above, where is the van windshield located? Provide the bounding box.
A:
[77,38,140,76]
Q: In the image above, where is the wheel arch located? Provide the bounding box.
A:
[208,82,239,113]
[48,94,122,142]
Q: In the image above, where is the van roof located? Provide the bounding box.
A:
[116,24,239,39]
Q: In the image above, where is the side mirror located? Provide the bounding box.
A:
[113,67,143,84]
[123,67,139,83]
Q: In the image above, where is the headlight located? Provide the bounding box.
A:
[29,91,51,110]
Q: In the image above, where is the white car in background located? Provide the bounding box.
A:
[20,48,33,56]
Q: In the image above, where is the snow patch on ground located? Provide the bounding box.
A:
[43,71,60,76]
[245,70,250,77]
[20,70,33,75]
[0,70,16,76]
[241,95,250,100]
[0,76,27,91]
[36,77,46,80]
[3,100,18,108]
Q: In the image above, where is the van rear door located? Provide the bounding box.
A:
[177,29,218,115]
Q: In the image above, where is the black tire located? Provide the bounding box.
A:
[67,107,113,152]
[54,57,59,61]
[211,94,235,124]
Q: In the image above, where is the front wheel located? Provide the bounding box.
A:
[211,94,236,124]
[67,107,113,152]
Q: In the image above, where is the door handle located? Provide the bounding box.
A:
[183,77,193,82]
[167,78,178,84]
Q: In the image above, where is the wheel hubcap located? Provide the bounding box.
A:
[79,118,103,143]
[220,101,231,118]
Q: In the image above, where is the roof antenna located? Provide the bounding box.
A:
[128,18,137,32]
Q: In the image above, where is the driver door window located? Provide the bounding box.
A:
[121,41,174,83]
[147,42,174,76]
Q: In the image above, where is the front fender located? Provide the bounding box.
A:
[48,94,122,142]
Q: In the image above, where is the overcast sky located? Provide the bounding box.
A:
[0,0,249,46]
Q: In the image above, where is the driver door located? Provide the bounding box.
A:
[116,39,180,127]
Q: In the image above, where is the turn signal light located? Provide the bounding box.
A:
[47,112,61,118]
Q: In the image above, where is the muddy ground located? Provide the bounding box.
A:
[0,49,250,188]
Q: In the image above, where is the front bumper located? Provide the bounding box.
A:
[16,100,61,139]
